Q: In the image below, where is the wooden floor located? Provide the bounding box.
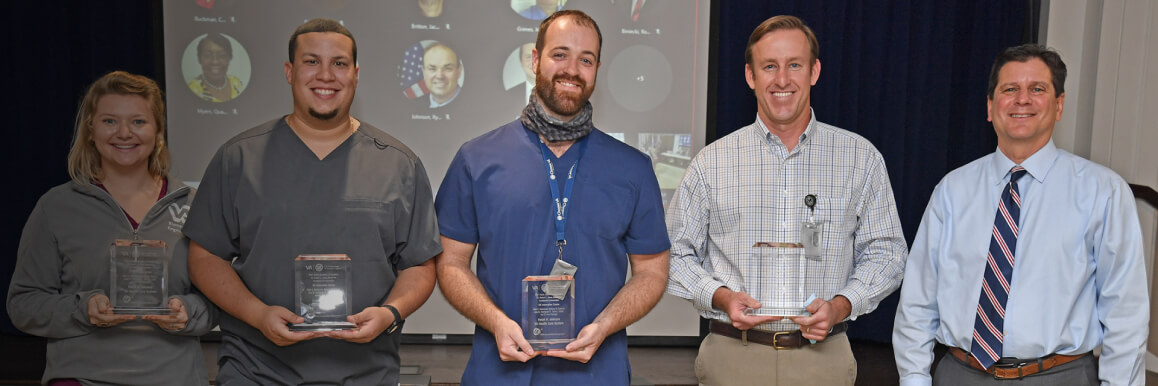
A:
[2,333,1156,385]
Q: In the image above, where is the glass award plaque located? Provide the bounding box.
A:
[747,242,808,317]
[109,239,171,315]
[521,275,576,351]
[290,254,356,331]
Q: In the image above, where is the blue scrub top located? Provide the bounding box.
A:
[436,120,670,385]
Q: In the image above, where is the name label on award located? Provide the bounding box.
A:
[522,275,576,351]
[109,239,171,315]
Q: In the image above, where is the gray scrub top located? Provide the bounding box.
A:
[184,116,441,385]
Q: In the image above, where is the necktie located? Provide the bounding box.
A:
[970,165,1027,368]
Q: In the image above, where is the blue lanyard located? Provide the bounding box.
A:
[537,137,589,248]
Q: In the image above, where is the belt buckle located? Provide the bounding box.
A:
[993,357,1025,368]
[991,357,1026,380]
[772,331,791,350]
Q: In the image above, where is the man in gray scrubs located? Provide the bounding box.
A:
[185,18,442,385]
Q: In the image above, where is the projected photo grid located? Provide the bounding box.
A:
[164,0,707,205]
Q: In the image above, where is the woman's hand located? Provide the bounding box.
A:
[87,294,137,328]
[142,297,189,332]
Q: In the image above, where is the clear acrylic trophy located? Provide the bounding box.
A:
[109,239,171,315]
[746,242,808,317]
[290,254,356,331]
[521,275,576,351]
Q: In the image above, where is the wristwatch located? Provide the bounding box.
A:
[381,304,402,334]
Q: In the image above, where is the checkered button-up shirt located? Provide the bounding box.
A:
[666,111,907,331]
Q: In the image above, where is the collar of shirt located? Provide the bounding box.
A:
[752,108,817,155]
[429,87,462,108]
[989,139,1059,189]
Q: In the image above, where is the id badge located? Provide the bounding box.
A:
[800,221,824,260]
[543,258,577,300]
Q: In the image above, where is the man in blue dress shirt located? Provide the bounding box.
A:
[892,44,1148,385]
[434,10,671,385]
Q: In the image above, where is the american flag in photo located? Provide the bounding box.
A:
[398,42,429,99]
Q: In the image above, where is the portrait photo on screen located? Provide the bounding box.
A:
[417,0,444,18]
[180,32,252,103]
[501,42,536,107]
[511,0,567,21]
[397,40,465,109]
[614,0,648,22]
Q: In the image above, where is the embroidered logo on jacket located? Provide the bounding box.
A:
[167,203,189,233]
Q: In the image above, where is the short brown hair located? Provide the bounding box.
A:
[67,71,169,184]
[987,44,1067,99]
[745,15,819,67]
[535,10,603,62]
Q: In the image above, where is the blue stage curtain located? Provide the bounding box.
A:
[0,1,163,335]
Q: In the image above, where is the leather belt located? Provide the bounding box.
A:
[709,320,846,349]
[948,347,1089,380]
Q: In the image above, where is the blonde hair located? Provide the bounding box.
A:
[67,71,169,184]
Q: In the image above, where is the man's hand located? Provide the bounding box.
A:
[493,317,537,362]
[141,297,189,331]
[713,287,781,330]
[325,306,394,343]
[87,294,137,328]
[253,305,323,346]
[788,296,851,341]
[543,321,608,363]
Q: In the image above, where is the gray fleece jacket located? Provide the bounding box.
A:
[7,177,218,385]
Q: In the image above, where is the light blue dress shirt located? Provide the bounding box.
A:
[893,140,1148,386]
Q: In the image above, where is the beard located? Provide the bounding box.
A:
[309,107,339,121]
[534,72,593,118]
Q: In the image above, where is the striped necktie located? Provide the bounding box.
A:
[970,165,1028,369]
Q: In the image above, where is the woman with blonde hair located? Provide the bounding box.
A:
[7,71,216,385]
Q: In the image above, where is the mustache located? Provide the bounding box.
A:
[551,74,585,90]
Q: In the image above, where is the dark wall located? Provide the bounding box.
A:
[1,1,164,334]
[709,1,1030,341]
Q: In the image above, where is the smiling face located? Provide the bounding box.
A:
[423,45,461,104]
[532,16,600,121]
[284,32,358,122]
[91,94,157,174]
[745,28,819,133]
[198,38,232,82]
[988,58,1064,156]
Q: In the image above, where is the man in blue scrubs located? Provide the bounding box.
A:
[434,10,671,385]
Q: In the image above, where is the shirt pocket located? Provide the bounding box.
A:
[338,199,396,254]
[815,193,856,250]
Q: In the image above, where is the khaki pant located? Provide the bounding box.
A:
[695,332,857,386]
